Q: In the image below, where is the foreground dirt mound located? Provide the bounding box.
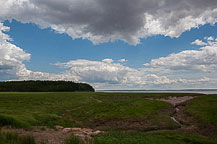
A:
[2,126,103,144]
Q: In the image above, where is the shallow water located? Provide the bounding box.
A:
[170,116,182,126]
[96,90,217,94]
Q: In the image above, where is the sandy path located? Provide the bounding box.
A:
[91,97,103,103]
[146,96,195,106]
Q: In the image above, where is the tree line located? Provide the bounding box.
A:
[0,81,95,92]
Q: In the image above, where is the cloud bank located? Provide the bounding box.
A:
[0,23,31,80]
[0,0,217,45]
[0,23,177,89]
[1,22,217,89]
[1,0,217,89]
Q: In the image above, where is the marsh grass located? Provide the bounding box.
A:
[93,131,217,144]
[0,114,30,128]
[180,95,217,139]
[0,129,36,144]
[0,92,186,130]
[64,135,84,144]
[183,95,217,124]
[0,92,216,144]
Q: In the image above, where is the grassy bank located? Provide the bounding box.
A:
[177,94,217,140]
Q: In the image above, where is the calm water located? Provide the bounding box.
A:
[96,90,217,94]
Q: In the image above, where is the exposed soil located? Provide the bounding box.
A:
[1,126,103,144]
[146,96,195,106]
[88,118,177,132]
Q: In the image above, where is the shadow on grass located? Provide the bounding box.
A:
[0,114,30,128]
[0,129,36,144]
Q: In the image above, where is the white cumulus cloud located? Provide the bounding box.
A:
[191,39,207,46]
[102,59,114,63]
[0,23,31,80]
[146,37,217,72]
[118,59,128,62]
[205,36,214,41]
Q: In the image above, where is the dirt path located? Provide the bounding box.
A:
[146,96,195,106]
[91,97,103,103]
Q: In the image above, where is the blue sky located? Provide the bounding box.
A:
[0,0,217,89]
[4,20,217,72]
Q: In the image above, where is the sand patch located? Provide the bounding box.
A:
[146,96,195,106]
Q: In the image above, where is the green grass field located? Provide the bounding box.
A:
[93,131,216,144]
[0,92,216,144]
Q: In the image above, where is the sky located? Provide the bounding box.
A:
[0,0,217,90]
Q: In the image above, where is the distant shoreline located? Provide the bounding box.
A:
[96,89,217,94]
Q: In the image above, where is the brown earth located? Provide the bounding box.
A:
[1,126,103,144]
[88,118,178,132]
[146,96,196,106]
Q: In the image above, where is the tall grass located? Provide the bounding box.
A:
[0,114,30,128]
[64,135,84,144]
[0,129,36,144]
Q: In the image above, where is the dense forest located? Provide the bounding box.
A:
[0,81,95,92]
